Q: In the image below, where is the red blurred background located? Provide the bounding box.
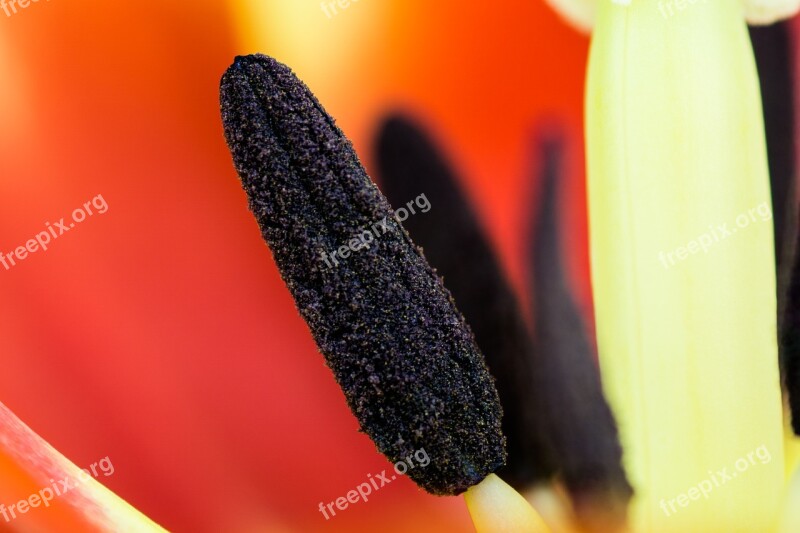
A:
[0,1,591,531]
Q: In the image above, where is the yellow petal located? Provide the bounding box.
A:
[587,1,785,531]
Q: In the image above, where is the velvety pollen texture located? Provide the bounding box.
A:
[219,54,506,495]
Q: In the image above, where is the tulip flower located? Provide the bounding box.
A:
[4,1,590,530]
[24,0,800,530]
